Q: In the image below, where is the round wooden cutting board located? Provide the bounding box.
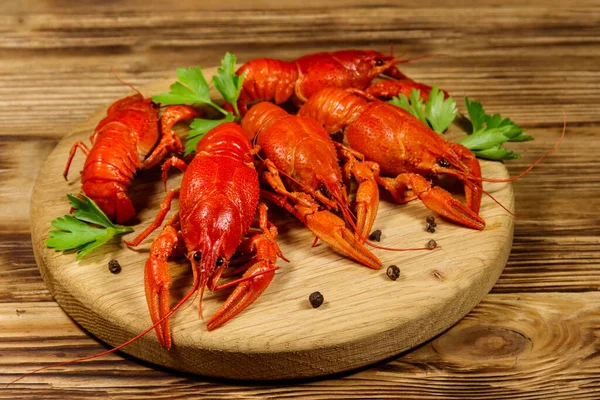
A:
[30,68,514,380]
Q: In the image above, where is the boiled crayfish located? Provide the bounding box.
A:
[229,49,441,116]
[63,93,198,224]
[242,102,381,269]
[125,122,286,347]
[298,87,485,230]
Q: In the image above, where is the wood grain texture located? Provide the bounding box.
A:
[2,0,600,397]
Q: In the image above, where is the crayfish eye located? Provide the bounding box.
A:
[439,158,451,168]
[319,183,331,199]
[193,251,202,262]
[216,257,225,267]
[375,58,384,66]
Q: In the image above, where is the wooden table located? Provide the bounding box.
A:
[2,1,599,398]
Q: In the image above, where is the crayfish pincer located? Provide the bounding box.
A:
[125,122,287,348]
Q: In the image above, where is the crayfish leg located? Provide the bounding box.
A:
[63,141,90,180]
[338,144,381,241]
[365,79,449,101]
[124,189,180,247]
[141,105,199,170]
[206,204,283,331]
[378,173,485,230]
[144,225,181,349]
[448,142,483,214]
[261,190,382,269]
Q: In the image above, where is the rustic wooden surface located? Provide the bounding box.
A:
[1,0,599,397]
[29,73,514,379]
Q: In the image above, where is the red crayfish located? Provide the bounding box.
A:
[298,87,485,230]
[63,93,198,224]
[242,102,381,269]
[125,122,286,347]
[230,49,440,116]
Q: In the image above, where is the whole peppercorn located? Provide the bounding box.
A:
[386,265,400,280]
[108,259,121,274]
[368,229,382,242]
[426,216,435,225]
[426,224,436,233]
[427,239,437,249]
[309,291,324,308]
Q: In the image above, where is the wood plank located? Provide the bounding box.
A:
[0,5,596,140]
[1,0,599,397]
[0,234,53,303]
[2,293,599,397]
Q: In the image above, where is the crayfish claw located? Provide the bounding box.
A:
[207,261,277,331]
[305,210,382,269]
[144,225,179,349]
[410,174,485,230]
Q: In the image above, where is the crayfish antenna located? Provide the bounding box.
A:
[110,67,144,98]
[453,114,566,220]
[7,272,202,387]
[464,114,566,185]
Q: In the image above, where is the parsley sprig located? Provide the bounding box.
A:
[460,98,533,160]
[389,86,457,134]
[152,52,246,156]
[388,88,532,160]
[46,194,133,260]
[152,67,228,114]
[211,52,245,117]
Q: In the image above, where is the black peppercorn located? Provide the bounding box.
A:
[426,216,435,225]
[386,265,400,280]
[426,224,436,233]
[368,229,382,242]
[108,259,121,274]
[309,291,324,308]
[427,239,437,249]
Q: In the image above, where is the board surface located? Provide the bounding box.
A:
[30,68,514,380]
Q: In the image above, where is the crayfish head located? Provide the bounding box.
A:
[316,173,348,210]
[188,239,230,320]
[332,50,395,85]
[182,196,246,316]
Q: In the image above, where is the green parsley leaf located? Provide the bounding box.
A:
[67,193,115,228]
[153,53,248,155]
[409,89,427,124]
[465,97,486,132]
[184,113,236,156]
[152,67,227,115]
[211,52,246,117]
[471,146,522,161]
[46,194,133,260]
[460,126,513,150]
[460,98,533,160]
[425,86,458,134]
[389,93,413,114]
[390,90,426,125]
[389,86,457,134]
